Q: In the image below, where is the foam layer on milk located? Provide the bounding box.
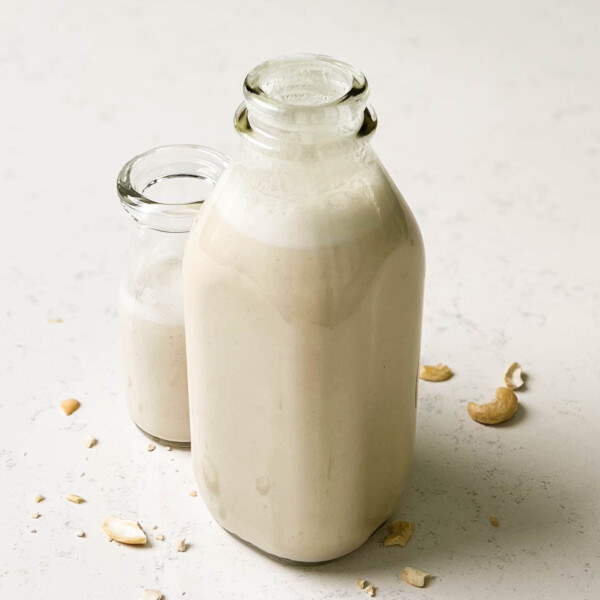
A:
[206,154,395,250]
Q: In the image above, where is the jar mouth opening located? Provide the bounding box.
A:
[117,145,229,233]
[243,54,369,112]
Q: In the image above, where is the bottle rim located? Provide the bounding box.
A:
[117,144,230,233]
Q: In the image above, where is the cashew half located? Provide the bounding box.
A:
[504,362,524,390]
[468,387,518,425]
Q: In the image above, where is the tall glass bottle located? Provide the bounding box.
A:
[183,55,425,562]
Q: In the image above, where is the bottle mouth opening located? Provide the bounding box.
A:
[243,54,369,112]
[117,145,229,233]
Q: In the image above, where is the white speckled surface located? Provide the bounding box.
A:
[1,0,599,598]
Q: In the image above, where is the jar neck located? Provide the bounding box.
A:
[234,54,377,156]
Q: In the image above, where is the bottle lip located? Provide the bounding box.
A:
[117,144,229,233]
[243,53,369,113]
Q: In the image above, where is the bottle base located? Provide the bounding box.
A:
[135,424,191,449]
[221,518,388,565]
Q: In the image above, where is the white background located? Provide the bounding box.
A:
[1,0,599,598]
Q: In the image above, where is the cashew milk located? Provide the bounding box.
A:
[120,252,190,445]
[183,145,425,561]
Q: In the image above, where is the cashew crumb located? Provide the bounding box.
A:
[34,494,44,503]
[189,490,197,497]
[75,530,85,537]
[46,318,63,324]
[356,579,367,589]
[155,534,165,541]
[60,398,80,415]
[176,538,187,552]
[419,364,453,382]
[384,520,413,546]
[31,512,40,519]
[84,435,97,448]
[143,590,163,600]
[66,494,85,504]
[401,566,429,588]
[490,515,500,527]
[165,446,172,451]
[147,444,156,452]
[365,584,376,597]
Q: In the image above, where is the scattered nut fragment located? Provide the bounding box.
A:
[30,529,37,534]
[468,387,518,425]
[84,435,97,448]
[102,515,147,545]
[365,584,376,597]
[419,364,453,382]
[66,494,85,504]
[165,446,172,451]
[504,362,524,390]
[490,515,500,527]
[401,566,429,588]
[384,520,413,547]
[356,579,367,590]
[189,490,197,497]
[176,538,187,552]
[46,318,63,324]
[147,444,156,452]
[155,534,165,541]
[75,530,85,537]
[143,591,163,600]
[60,398,80,416]
[31,512,40,519]
[34,494,44,503]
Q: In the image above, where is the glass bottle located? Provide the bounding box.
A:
[183,55,425,561]
[118,145,229,447]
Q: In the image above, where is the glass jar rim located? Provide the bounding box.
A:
[117,144,229,233]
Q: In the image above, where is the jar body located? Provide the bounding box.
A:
[183,136,425,561]
[120,226,190,445]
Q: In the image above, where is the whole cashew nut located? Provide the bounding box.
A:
[468,387,518,425]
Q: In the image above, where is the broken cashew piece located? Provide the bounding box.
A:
[143,591,163,600]
[356,579,367,590]
[365,584,376,597]
[419,364,453,382]
[102,515,147,545]
[66,494,85,504]
[84,435,97,448]
[401,566,429,588]
[468,387,518,425]
[176,538,187,552]
[60,398,80,415]
[383,520,413,547]
[504,362,524,390]
[34,494,44,503]
[490,515,500,527]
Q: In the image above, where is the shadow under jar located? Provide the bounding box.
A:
[183,54,425,561]
[118,145,229,447]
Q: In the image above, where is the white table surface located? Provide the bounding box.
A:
[2,0,599,598]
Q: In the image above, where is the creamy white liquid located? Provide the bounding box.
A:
[183,145,424,562]
[120,256,190,444]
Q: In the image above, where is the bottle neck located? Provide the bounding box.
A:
[234,54,377,157]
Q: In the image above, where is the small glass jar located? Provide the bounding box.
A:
[117,145,229,447]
